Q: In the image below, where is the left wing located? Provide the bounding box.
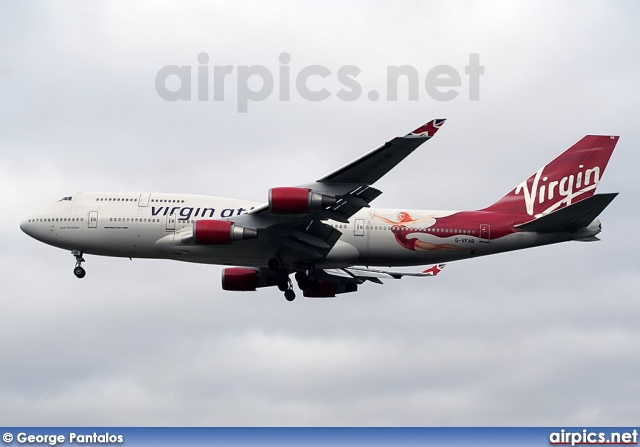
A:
[248,118,446,221]
[302,265,447,297]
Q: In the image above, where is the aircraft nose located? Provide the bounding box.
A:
[20,217,33,236]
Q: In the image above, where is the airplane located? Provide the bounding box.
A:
[20,119,619,301]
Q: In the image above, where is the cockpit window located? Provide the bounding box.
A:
[57,196,72,202]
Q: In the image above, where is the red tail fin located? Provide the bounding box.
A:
[485,135,619,216]
[484,135,619,216]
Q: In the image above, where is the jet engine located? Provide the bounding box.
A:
[303,280,358,298]
[194,220,257,245]
[268,187,336,214]
[222,267,278,291]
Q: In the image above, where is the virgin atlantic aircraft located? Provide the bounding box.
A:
[20,119,619,301]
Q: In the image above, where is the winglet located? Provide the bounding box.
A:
[405,119,446,138]
[421,264,446,276]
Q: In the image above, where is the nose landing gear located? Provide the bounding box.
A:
[72,250,86,278]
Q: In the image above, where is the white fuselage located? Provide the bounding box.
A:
[20,192,599,270]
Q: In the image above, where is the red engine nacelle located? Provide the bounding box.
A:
[269,187,336,214]
[303,280,358,298]
[194,220,258,245]
[222,267,278,291]
[222,268,258,291]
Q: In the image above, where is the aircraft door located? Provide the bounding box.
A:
[138,193,151,207]
[166,213,175,231]
[88,211,98,228]
[479,224,490,243]
[354,219,364,236]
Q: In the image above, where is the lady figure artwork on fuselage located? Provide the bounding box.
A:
[373,212,463,252]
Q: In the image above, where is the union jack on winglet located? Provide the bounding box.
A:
[422,264,446,276]
[406,119,446,138]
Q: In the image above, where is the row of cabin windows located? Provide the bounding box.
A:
[28,217,192,224]
[95,198,186,203]
[28,217,83,223]
[388,226,476,235]
[329,222,477,235]
[107,218,197,223]
[25,217,190,224]
[109,217,161,223]
[28,216,200,224]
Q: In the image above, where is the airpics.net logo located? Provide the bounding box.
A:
[155,52,484,112]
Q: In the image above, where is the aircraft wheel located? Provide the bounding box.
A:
[73,266,86,279]
[277,278,288,292]
[284,289,296,301]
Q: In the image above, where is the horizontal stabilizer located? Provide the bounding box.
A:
[515,193,618,232]
[575,236,601,242]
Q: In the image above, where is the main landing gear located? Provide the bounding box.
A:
[72,250,86,278]
[269,256,296,301]
[268,257,322,302]
[295,270,317,291]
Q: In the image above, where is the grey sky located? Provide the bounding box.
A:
[1,0,639,425]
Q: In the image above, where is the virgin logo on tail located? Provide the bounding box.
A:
[516,164,601,216]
